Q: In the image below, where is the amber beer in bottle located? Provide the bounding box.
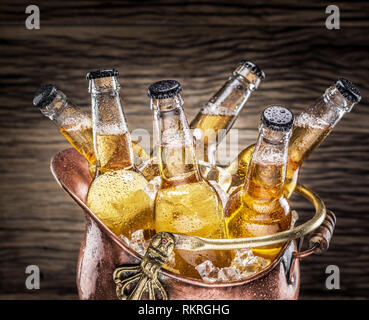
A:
[33,85,95,164]
[149,80,231,278]
[86,69,153,238]
[33,85,149,173]
[225,106,294,260]
[227,78,361,196]
[191,60,265,164]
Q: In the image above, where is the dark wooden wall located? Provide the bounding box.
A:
[0,0,368,299]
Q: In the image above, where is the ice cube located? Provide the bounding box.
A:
[195,249,271,282]
[129,230,149,256]
[231,249,270,278]
[218,267,241,281]
[195,260,220,283]
[120,229,150,256]
[143,176,161,200]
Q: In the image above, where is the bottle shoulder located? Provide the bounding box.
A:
[89,168,148,192]
[225,187,291,218]
[158,178,214,195]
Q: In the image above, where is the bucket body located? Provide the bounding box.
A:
[52,148,300,300]
[77,213,300,300]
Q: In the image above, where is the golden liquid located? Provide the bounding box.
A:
[284,124,331,197]
[140,156,231,192]
[155,180,232,278]
[87,169,153,238]
[132,140,150,164]
[60,123,149,177]
[227,124,332,197]
[140,159,160,182]
[158,144,199,181]
[60,124,95,164]
[95,133,134,173]
[226,162,292,260]
[226,144,255,191]
[199,162,232,193]
[191,113,235,162]
[87,132,153,238]
[154,144,232,278]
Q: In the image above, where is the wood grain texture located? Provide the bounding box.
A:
[0,0,368,299]
[1,0,369,27]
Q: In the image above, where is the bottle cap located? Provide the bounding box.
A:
[239,60,265,81]
[33,84,58,108]
[86,69,119,80]
[148,80,182,99]
[335,78,361,103]
[261,106,294,131]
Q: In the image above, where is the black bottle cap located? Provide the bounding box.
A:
[261,106,294,131]
[239,60,265,81]
[148,80,182,99]
[33,84,58,108]
[335,78,361,103]
[86,69,119,80]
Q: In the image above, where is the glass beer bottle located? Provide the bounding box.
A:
[191,60,265,164]
[227,78,361,197]
[86,69,153,238]
[225,106,294,260]
[149,80,231,278]
[33,84,150,175]
[33,84,95,164]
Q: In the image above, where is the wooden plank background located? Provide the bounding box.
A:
[0,0,368,299]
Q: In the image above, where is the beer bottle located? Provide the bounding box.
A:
[227,78,361,196]
[33,85,95,165]
[33,85,150,175]
[225,106,294,260]
[86,69,153,238]
[191,60,265,164]
[149,80,231,278]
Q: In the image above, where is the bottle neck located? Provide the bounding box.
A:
[298,85,353,128]
[191,64,261,164]
[201,73,256,119]
[244,125,290,200]
[152,94,201,184]
[289,86,355,168]
[204,63,261,119]
[39,90,91,128]
[39,89,95,165]
[90,77,134,173]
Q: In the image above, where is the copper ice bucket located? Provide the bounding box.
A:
[51,148,336,300]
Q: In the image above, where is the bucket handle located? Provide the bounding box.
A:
[169,184,327,251]
[293,210,336,259]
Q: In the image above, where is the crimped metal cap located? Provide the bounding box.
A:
[239,60,265,81]
[33,84,58,108]
[86,69,119,80]
[148,80,182,99]
[335,78,361,103]
[261,106,294,131]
